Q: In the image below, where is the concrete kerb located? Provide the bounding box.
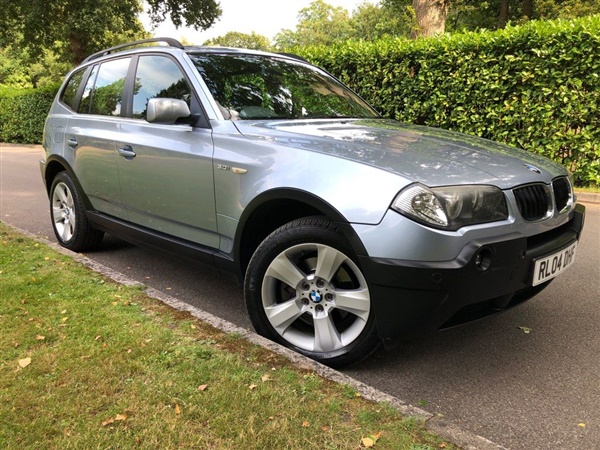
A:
[5,223,507,450]
[576,191,600,205]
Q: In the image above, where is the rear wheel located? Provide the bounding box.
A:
[244,217,380,367]
[50,172,104,252]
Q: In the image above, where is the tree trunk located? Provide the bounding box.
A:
[523,0,534,19]
[70,33,88,66]
[499,0,509,28]
[412,0,447,38]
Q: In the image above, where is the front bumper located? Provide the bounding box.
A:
[360,203,586,345]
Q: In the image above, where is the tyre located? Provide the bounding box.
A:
[244,217,380,367]
[50,172,104,252]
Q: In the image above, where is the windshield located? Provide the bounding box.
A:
[189,53,379,120]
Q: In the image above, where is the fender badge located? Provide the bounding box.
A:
[523,164,542,174]
[217,164,247,174]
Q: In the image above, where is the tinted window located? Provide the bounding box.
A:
[190,54,378,120]
[133,55,192,120]
[88,58,130,116]
[78,65,98,114]
[61,69,85,111]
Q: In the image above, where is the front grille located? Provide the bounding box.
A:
[513,177,573,221]
[513,184,551,221]
[552,177,572,213]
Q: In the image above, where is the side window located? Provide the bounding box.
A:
[60,69,85,111]
[78,58,131,116]
[78,65,98,114]
[133,55,192,120]
[89,58,131,116]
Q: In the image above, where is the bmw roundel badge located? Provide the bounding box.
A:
[523,163,542,174]
[309,291,322,303]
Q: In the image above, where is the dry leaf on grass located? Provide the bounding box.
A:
[362,437,375,448]
[102,414,126,427]
[361,432,382,448]
[18,357,31,368]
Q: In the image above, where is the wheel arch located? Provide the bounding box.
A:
[43,155,94,211]
[234,188,369,278]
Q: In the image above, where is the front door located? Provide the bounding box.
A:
[116,54,218,248]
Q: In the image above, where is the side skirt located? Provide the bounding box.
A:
[86,211,242,283]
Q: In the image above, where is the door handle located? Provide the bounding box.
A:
[118,145,136,159]
[67,138,78,148]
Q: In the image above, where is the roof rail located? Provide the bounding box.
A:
[82,37,184,64]
[277,52,310,64]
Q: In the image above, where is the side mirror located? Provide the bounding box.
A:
[146,98,191,125]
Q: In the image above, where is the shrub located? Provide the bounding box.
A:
[0,85,59,144]
[299,16,600,186]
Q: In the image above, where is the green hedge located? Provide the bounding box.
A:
[0,85,59,144]
[299,16,600,186]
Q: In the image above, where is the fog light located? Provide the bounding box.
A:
[474,248,493,271]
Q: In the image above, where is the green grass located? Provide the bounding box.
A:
[0,224,457,450]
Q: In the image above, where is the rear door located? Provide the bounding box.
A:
[66,57,131,219]
[116,54,218,247]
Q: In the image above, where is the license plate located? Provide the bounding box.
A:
[531,241,578,286]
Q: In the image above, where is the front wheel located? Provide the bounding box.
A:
[244,218,380,368]
[49,172,104,252]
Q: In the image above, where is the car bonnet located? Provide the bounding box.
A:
[233,119,567,189]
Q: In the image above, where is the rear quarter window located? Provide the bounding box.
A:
[60,69,86,111]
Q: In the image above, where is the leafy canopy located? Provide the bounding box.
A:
[384,0,600,33]
[203,32,273,51]
[0,0,222,65]
[274,0,413,49]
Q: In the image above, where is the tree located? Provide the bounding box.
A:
[274,0,415,49]
[386,0,600,36]
[274,0,353,49]
[534,0,600,19]
[203,32,272,51]
[349,2,413,41]
[0,0,222,65]
[0,40,71,89]
[448,0,600,32]
[524,0,534,19]
[412,0,448,37]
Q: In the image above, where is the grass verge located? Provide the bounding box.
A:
[0,223,457,449]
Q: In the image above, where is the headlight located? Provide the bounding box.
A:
[391,184,508,230]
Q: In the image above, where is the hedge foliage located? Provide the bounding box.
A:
[0,85,59,144]
[299,16,600,186]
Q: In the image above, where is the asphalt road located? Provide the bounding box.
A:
[2,144,599,450]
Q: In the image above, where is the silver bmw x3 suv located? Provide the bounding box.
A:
[41,38,586,367]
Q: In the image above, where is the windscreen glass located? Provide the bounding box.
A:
[190,53,378,120]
